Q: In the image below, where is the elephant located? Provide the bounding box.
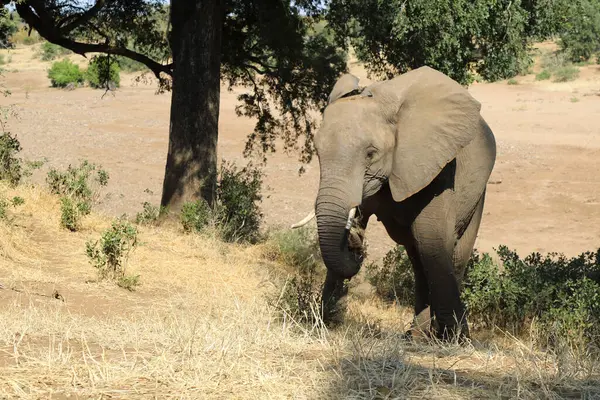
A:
[291,66,496,341]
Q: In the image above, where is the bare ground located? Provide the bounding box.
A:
[0,42,599,398]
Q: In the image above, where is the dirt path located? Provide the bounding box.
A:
[1,44,599,262]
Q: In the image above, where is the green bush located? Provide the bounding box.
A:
[365,245,414,306]
[116,274,140,291]
[507,78,519,85]
[217,161,263,243]
[12,29,42,46]
[180,161,263,243]
[47,160,109,200]
[39,42,71,61]
[274,261,325,324]
[552,65,580,82]
[47,160,109,231]
[461,250,519,330]
[59,196,82,231]
[11,196,24,206]
[535,70,551,80]
[180,199,213,233]
[365,243,600,349]
[0,197,7,220]
[0,131,23,186]
[85,55,120,89]
[22,36,36,45]
[0,195,25,221]
[540,50,568,71]
[536,50,580,82]
[266,226,322,272]
[463,246,600,348]
[265,227,329,324]
[86,220,139,290]
[47,59,84,88]
[135,202,166,226]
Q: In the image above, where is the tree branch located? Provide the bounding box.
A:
[15,2,173,80]
[247,55,276,73]
[242,63,267,75]
[28,0,56,28]
[61,39,173,79]
[60,0,105,34]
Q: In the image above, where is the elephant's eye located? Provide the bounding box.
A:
[366,148,377,160]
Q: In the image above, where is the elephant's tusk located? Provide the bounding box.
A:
[290,210,315,229]
[345,207,357,230]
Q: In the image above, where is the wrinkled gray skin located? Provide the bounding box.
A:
[313,67,496,341]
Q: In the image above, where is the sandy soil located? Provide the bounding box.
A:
[1,42,599,262]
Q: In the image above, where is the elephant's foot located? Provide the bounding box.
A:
[402,306,434,342]
[433,322,471,344]
[322,294,348,327]
[402,307,470,345]
[430,312,471,344]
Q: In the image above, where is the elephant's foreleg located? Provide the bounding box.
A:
[411,189,468,341]
[402,245,433,339]
[406,245,430,316]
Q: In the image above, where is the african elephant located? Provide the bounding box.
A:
[292,67,496,341]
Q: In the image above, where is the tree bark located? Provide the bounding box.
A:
[161,0,223,210]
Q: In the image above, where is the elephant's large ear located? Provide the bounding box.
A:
[328,74,360,104]
[372,67,482,202]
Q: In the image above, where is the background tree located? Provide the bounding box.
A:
[557,0,600,62]
[327,0,600,84]
[8,0,347,210]
[327,0,534,85]
[0,7,17,48]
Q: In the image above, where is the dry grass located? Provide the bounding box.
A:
[1,184,600,399]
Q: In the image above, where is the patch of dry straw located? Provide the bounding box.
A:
[0,184,599,399]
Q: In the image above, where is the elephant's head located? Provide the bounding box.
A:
[295,67,482,279]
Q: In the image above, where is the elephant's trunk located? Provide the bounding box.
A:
[316,185,363,279]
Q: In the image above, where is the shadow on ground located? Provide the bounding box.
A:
[324,337,600,399]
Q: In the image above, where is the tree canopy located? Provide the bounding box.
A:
[327,0,600,84]
[327,0,535,85]
[7,0,347,209]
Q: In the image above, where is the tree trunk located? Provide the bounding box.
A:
[161,0,223,211]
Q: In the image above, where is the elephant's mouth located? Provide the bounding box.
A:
[347,220,367,261]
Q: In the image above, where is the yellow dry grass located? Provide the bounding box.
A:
[1,183,599,399]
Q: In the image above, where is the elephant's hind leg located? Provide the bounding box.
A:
[410,188,468,341]
[453,191,486,289]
